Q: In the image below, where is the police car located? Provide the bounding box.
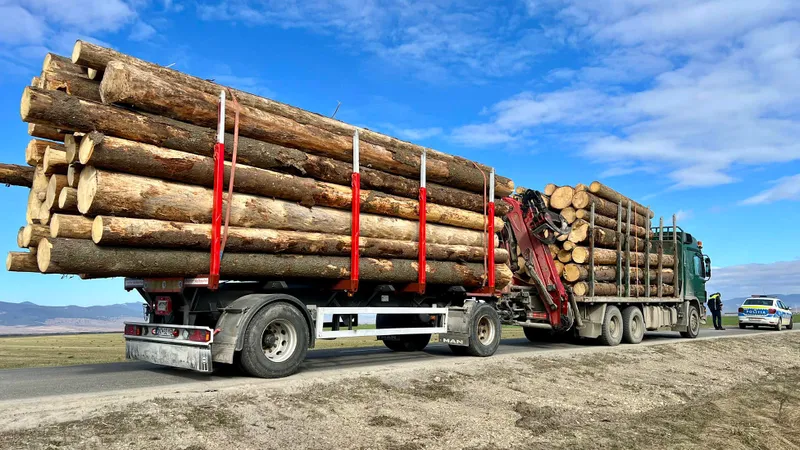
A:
[738,296,794,331]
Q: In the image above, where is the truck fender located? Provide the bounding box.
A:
[211,293,314,364]
[674,298,702,331]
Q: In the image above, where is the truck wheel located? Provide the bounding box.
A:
[451,303,501,357]
[376,314,431,352]
[621,306,644,344]
[599,305,623,346]
[739,323,747,329]
[680,304,700,339]
[240,302,309,378]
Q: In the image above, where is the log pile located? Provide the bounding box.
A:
[5,43,515,288]
[533,181,677,297]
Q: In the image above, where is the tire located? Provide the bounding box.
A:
[788,317,794,330]
[680,304,701,339]
[739,323,747,329]
[775,320,783,331]
[621,306,644,344]
[451,303,501,357]
[376,314,431,352]
[599,305,623,346]
[239,302,310,378]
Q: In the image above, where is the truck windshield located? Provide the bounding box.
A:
[743,299,774,306]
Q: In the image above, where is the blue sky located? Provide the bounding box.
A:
[0,0,799,305]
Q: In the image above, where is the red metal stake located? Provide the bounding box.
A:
[486,169,496,290]
[417,186,427,292]
[208,91,226,290]
[349,170,360,293]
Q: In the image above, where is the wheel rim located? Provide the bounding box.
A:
[632,315,643,339]
[261,319,298,363]
[476,315,496,345]
[610,315,621,339]
[690,310,699,334]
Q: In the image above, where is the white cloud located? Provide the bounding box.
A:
[741,173,800,205]
[391,127,442,141]
[450,1,800,188]
[0,5,48,45]
[708,259,800,298]
[674,209,693,222]
[21,0,136,33]
[129,21,156,41]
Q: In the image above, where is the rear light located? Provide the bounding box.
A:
[769,308,777,314]
[124,324,142,336]
[172,328,180,337]
[738,307,743,313]
[188,329,211,342]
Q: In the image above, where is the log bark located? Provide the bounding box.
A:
[571,191,649,227]
[568,222,650,250]
[43,53,87,77]
[43,147,68,175]
[38,238,513,287]
[50,214,93,239]
[22,224,49,247]
[589,181,653,218]
[549,186,574,209]
[6,251,38,272]
[27,123,64,142]
[40,69,101,102]
[74,41,513,196]
[0,164,34,187]
[575,209,649,238]
[57,187,79,212]
[563,264,673,283]
[573,282,675,297]
[21,88,508,215]
[78,134,503,230]
[92,216,508,263]
[67,164,81,187]
[44,174,68,210]
[26,139,51,166]
[571,247,675,267]
[78,168,491,247]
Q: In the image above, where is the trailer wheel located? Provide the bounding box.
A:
[621,306,644,344]
[240,302,309,378]
[680,304,700,339]
[599,305,623,346]
[376,314,431,352]
[450,303,501,357]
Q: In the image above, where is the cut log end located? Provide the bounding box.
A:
[6,252,39,272]
[71,41,83,64]
[77,166,99,214]
[77,132,101,164]
[20,87,33,122]
[550,186,575,210]
[36,238,53,272]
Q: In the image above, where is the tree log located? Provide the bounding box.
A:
[43,174,68,211]
[67,164,81,187]
[575,209,649,238]
[26,139,51,166]
[563,263,673,283]
[573,282,675,297]
[50,214,93,239]
[27,123,64,142]
[16,226,25,248]
[567,220,589,243]
[78,134,503,230]
[43,147,68,175]
[560,206,577,224]
[554,260,565,277]
[571,247,675,267]
[589,181,653,218]
[544,184,557,196]
[26,166,48,223]
[38,202,51,225]
[562,241,576,251]
[78,168,491,247]
[74,41,513,196]
[6,251,38,272]
[571,191,649,227]
[0,164,34,187]
[557,249,572,263]
[43,53,87,77]
[22,224,49,248]
[21,88,508,215]
[41,69,101,102]
[568,223,650,249]
[92,216,508,263]
[64,133,84,163]
[39,238,512,287]
[549,186,574,209]
[58,187,79,212]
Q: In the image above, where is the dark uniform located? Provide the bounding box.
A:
[708,292,724,330]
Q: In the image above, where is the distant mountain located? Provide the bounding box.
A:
[722,294,800,313]
[0,301,144,335]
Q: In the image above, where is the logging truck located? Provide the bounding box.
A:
[123,186,712,378]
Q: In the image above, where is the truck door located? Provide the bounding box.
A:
[687,251,707,303]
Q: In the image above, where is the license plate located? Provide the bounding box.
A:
[156,327,175,337]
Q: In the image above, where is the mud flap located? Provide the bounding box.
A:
[126,339,213,372]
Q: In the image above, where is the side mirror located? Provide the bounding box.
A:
[704,256,712,280]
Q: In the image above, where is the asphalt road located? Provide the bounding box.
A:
[0,328,775,402]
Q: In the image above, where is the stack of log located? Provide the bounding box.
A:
[541,181,676,297]
[4,42,515,288]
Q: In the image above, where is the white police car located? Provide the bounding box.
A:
[738,296,794,331]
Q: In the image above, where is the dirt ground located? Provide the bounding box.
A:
[2,332,799,450]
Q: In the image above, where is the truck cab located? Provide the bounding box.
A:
[659,226,712,305]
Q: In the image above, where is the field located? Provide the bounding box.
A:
[1,332,798,449]
[0,326,526,369]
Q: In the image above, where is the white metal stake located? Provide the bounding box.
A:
[216,91,226,144]
[420,150,426,187]
[352,130,360,173]
[488,168,495,202]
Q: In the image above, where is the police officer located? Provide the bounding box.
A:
[708,292,724,330]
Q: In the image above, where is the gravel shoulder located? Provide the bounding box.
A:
[2,331,799,450]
